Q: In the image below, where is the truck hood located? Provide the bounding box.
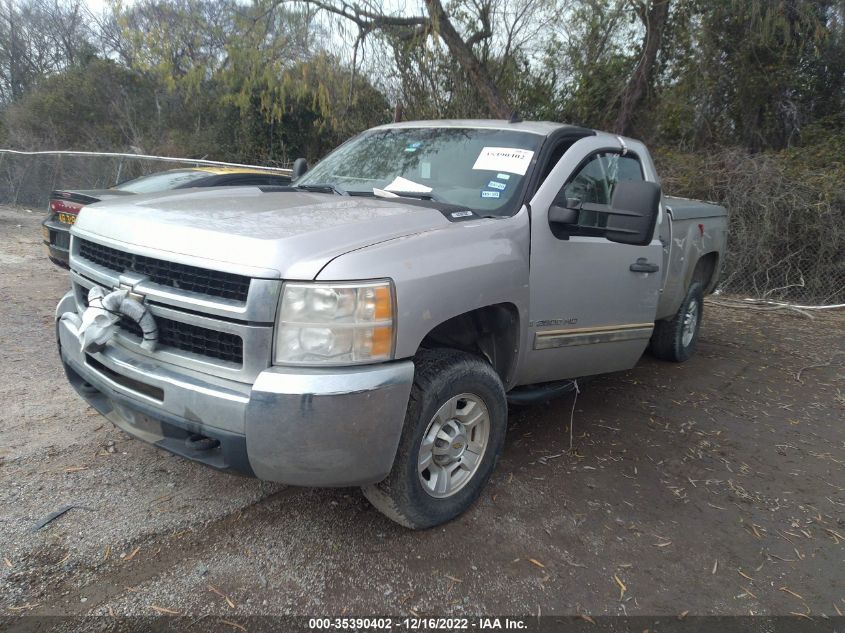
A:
[71,186,450,279]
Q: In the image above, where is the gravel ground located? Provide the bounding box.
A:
[1,204,843,620]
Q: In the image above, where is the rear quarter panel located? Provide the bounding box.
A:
[656,197,728,320]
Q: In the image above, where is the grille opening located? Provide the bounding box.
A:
[78,239,251,302]
[85,355,164,401]
[119,316,244,365]
[79,289,244,365]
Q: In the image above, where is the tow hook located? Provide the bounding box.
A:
[185,434,220,451]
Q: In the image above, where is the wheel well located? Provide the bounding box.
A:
[417,304,519,385]
[691,252,720,293]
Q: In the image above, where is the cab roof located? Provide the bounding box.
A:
[375,119,593,137]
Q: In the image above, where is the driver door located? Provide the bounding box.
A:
[519,136,663,384]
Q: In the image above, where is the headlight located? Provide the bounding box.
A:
[274,280,395,365]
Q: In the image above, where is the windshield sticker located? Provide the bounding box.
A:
[487,180,507,191]
[472,147,534,175]
[420,162,431,179]
[404,141,423,152]
[481,190,501,199]
[497,173,511,180]
[451,210,474,218]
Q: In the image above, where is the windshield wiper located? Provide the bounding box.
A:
[378,190,446,203]
[295,183,348,196]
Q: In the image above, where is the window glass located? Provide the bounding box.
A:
[298,127,542,215]
[115,170,209,193]
[556,153,644,229]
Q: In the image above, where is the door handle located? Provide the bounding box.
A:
[630,258,659,273]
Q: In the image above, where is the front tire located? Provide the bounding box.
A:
[362,348,507,529]
[650,281,704,362]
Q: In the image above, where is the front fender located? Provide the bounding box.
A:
[316,208,531,364]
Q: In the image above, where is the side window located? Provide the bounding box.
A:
[555,153,644,231]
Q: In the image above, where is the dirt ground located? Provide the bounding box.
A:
[1,204,843,620]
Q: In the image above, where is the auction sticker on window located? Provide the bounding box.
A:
[472,147,534,175]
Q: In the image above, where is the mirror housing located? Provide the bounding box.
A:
[292,157,309,179]
[605,181,661,246]
[548,205,579,224]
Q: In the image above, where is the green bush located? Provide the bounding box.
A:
[654,142,845,304]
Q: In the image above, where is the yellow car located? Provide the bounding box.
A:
[42,167,292,267]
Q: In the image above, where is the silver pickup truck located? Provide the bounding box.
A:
[55,120,727,528]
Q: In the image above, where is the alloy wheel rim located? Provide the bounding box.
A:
[417,393,490,499]
[682,300,699,347]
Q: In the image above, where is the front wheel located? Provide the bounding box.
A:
[650,281,704,362]
[362,348,507,529]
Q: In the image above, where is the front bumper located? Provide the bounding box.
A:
[56,292,415,486]
[42,218,71,267]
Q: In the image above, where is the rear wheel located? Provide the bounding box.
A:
[650,281,704,362]
[362,348,507,529]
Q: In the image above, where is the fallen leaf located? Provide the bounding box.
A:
[738,569,753,581]
[614,574,627,599]
[209,584,236,609]
[444,575,463,583]
[124,547,140,562]
[528,558,545,569]
[149,605,179,615]
[3,558,11,568]
[824,528,844,543]
[221,620,247,632]
[789,612,813,620]
[779,587,804,601]
[579,614,596,624]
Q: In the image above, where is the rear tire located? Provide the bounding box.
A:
[362,348,507,529]
[650,281,704,362]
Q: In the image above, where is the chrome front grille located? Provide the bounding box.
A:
[81,290,245,364]
[70,237,281,383]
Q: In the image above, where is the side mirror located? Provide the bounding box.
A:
[548,205,579,224]
[605,181,661,246]
[292,157,309,179]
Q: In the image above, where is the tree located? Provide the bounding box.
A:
[0,0,94,103]
[284,0,514,116]
[613,0,670,135]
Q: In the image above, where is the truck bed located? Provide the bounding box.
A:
[664,196,727,220]
[655,196,729,320]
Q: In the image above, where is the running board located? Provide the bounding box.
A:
[507,380,579,406]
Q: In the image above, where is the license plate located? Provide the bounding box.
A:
[58,213,77,225]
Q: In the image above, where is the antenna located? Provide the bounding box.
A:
[509,112,522,124]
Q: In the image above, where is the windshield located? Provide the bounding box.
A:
[114,169,209,193]
[298,127,542,215]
